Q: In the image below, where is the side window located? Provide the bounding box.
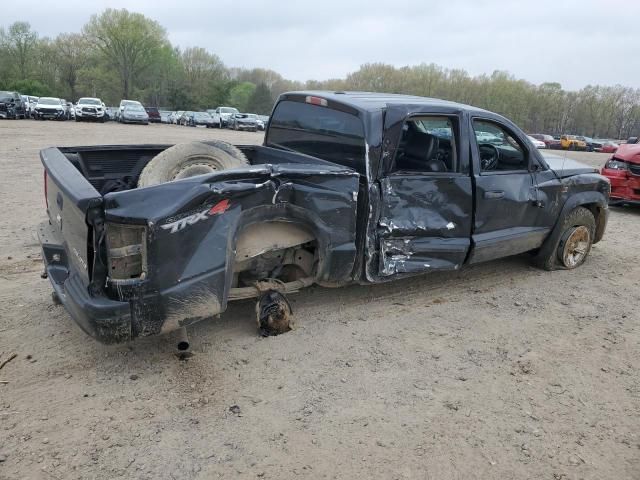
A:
[473,119,527,172]
[393,116,457,173]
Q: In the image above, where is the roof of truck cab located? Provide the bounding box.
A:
[284,90,490,114]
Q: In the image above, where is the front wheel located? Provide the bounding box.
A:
[533,206,595,270]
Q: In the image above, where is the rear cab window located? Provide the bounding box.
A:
[266,98,366,173]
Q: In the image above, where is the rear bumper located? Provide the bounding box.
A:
[38,220,227,344]
[39,221,132,343]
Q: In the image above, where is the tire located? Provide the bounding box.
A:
[75,117,80,122]
[199,139,248,164]
[533,206,595,271]
[137,141,250,187]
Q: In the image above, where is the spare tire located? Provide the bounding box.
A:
[200,139,248,164]
[137,141,249,187]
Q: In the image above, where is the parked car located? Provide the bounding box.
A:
[210,106,239,128]
[560,135,587,150]
[178,111,193,126]
[475,131,503,144]
[527,135,546,149]
[576,136,599,152]
[160,111,172,124]
[0,91,27,119]
[75,97,106,122]
[188,111,214,127]
[33,97,67,120]
[104,107,117,121]
[598,141,619,154]
[117,99,143,122]
[228,112,258,131]
[120,104,149,124]
[600,136,640,205]
[21,95,39,118]
[38,91,610,344]
[26,96,39,118]
[145,107,161,123]
[257,115,269,131]
[60,99,72,120]
[529,133,561,149]
[171,111,184,125]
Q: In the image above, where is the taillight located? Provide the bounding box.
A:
[105,224,147,283]
[44,169,48,209]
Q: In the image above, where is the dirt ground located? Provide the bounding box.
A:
[0,120,638,480]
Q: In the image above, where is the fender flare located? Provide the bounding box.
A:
[537,191,608,262]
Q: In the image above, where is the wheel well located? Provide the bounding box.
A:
[582,202,606,243]
[232,221,318,287]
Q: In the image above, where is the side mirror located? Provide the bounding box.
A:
[627,137,639,145]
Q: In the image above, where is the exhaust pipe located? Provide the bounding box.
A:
[176,327,190,352]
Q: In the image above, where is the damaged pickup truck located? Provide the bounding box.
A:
[38,91,610,344]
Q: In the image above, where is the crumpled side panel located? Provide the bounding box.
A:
[377,175,473,277]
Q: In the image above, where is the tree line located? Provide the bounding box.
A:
[1,9,639,138]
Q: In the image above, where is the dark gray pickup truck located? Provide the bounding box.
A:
[38,91,610,344]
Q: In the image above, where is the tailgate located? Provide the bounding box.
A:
[41,147,103,283]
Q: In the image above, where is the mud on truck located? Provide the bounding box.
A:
[38,91,610,344]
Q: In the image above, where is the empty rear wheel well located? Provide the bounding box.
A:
[232,221,318,287]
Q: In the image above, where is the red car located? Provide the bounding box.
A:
[599,141,618,154]
[529,133,562,149]
[601,137,640,205]
[145,107,161,123]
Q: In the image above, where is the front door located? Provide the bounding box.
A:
[468,117,550,264]
[376,112,473,278]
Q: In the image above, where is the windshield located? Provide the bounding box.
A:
[267,99,366,173]
[125,105,145,112]
[194,112,211,119]
[121,100,140,107]
[39,98,61,105]
[78,98,101,105]
[0,91,14,101]
[220,107,238,114]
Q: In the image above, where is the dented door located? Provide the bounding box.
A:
[377,175,473,276]
[376,107,473,278]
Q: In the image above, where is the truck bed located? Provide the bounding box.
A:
[58,144,339,194]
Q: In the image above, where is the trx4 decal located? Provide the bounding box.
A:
[161,199,230,234]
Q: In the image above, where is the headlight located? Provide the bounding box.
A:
[605,159,628,170]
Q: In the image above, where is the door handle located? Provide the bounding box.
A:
[484,190,505,199]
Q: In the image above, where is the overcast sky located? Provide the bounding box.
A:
[3,0,638,90]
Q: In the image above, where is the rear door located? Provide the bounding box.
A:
[468,116,549,264]
[376,107,473,277]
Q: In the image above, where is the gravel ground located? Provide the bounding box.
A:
[0,120,638,479]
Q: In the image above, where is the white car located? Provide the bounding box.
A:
[209,106,239,128]
[33,97,67,120]
[117,99,143,122]
[75,97,106,122]
[527,135,546,149]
